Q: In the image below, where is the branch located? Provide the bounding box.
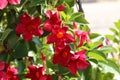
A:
[76,0,84,13]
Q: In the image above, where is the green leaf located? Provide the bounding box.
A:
[16,60,26,73]
[79,25,90,32]
[75,16,89,24]
[64,5,74,15]
[60,12,67,21]
[0,28,12,46]
[103,72,114,80]
[64,0,75,7]
[89,59,98,64]
[105,34,119,43]
[105,35,115,41]
[89,37,104,49]
[28,41,37,53]
[114,20,120,30]
[99,60,120,74]
[12,40,28,58]
[69,12,83,21]
[90,41,102,49]
[87,50,106,62]
[0,52,8,61]
[99,46,116,54]
[6,32,19,49]
[89,33,101,39]
[29,0,45,7]
[58,64,68,74]
[109,28,118,35]
[7,9,17,27]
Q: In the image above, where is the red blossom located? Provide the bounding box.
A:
[75,30,90,47]
[0,61,19,80]
[0,61,6,80]
[44,10,62,32]
[68,50,89,75]
[52,45,72,67]
[57,4,66,11]
[25,65,52,80]
[16,13,43,42]
[6,67,19,80]
[0,71,6,80]
[47,27,75,49]
[0,0,20,10]
[0,61,5,71]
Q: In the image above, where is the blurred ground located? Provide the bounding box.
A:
[82,0,120,34]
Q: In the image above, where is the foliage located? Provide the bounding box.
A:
[0,0,119,80]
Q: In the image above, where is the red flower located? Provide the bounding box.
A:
[0,0,20,10]
[25,65,52,80]
[0,61,6,80]
[75,30,90,47]
[0,71,6,80]
[44,10,62,31]
[6,67,20,80]
[57,4,66,11]
[52,45,72,67]
[0,61,5,71]
[47,27,75,49]
[68,50,89,75]
[16,13,43,42]
[0,61,19,80]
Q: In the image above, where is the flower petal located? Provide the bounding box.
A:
[23,32,32,42]
[77,60,89,70]
[65,34,75,43]
[47,34,56,44]
[0,61,5,71]
[20,13,31,24]
[44,20,52,31]
[16,23,25,35]
[31,17,41,27]
[45,10,52,19]
[0,71,6,80]
[76,50,86,59]
[0,0,8,10]
[68,61,77,75]
[8,0,21,5]
[57,4,66,11]
[52,53,60,64]
[33,29,43,36]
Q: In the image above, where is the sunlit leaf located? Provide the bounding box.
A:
[114,20,120,30]
[99,46,116,54]
[89,33,101,39]
[87,50,106,62]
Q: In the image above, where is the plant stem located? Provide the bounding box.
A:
[76,0,84,13]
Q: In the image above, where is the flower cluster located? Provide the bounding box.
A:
[0,61,19,80]
[44,11,90,75]
[0,1,117,80]
[15,4,90,78]
[16,9,90,75]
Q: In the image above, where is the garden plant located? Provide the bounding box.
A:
[0,0,120,80]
